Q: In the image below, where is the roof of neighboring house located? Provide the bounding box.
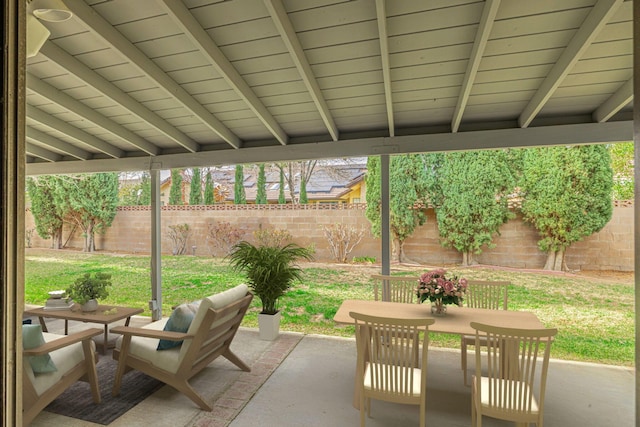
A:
[163,160,367,202]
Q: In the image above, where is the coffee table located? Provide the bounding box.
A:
[24,304,144,355]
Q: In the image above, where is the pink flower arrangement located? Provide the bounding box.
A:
[416,269,468,306]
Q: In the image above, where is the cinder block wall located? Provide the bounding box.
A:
[25,205,634,271]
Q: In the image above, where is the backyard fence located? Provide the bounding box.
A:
[25,202,633,271]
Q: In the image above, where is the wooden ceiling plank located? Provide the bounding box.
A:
[592,77,633,122]
[66,0,242,149]
[160,0,289,146]
[27,101,124,158]
[26,127,91,160]
[452,0,500,133]
[265,0,338,141]
[518,0,623,128]
[27,74,159,155]
[39,42,200,153]
[375,0,394,137]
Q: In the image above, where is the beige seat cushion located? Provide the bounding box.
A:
[25,332,93,396]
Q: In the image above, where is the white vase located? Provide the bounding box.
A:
[258,311,281,341]
[81,299,98,312]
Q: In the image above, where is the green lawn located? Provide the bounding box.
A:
[24,248,634,367]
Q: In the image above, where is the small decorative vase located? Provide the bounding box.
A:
[81,299,98,312]
[431,300,447,316]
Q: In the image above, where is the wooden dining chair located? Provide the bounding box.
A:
[371,274,418,303]
[461,280,509,386]
[350,311,434,427]
[470,322,557,427]
[371,274,421,366]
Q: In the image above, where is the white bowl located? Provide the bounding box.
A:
[48,290,66,299]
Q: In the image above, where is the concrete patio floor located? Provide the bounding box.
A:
[28,315,633,427]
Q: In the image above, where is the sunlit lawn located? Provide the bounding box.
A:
[24,248,634,366]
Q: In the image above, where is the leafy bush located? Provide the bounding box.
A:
[322,223,365,263]
[253,226,292,248]
[353,256,375,264]
[167,223,191,255]
[205,222,245,257]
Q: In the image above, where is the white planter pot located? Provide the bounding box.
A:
[81,299,98,312]
[258,311,281,341]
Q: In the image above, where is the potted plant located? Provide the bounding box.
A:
[66,272,112,312]
[228,241,313,340]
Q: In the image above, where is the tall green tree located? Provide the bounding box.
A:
[26,176,65,249]
[169,169,183,205]
[299,178,308,204]
[118,172,151,206]
[521,145,613,270]
[189,168,202,205]
[204,170,215,205]
[256,164,267,204]
[278,168,286,204]
[234,164,246,204]
[52,173,119,252]
[429,150,515,266]
[609,142,633,200]
[365,155,429,263]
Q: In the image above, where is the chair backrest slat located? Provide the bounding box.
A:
[466,280,509,310]
[371,275,418,303]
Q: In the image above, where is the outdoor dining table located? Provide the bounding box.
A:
[333,299,545,409]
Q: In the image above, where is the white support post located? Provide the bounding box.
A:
[150,167,162,321]
[381,154,391,300]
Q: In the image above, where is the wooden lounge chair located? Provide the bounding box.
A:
[111,284,253,411]
[23,327,102,426]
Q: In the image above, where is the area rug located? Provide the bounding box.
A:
[45,355,164,425]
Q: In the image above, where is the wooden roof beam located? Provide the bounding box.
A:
[26,104,124,158]
[375,0,394,137]
[452,0,500,133]
[593,77,632,122]
[265,0,338,141]
[518,0,623,128]
[159,0,289,146]
[66,0,242,149]
[26,127,91,160]
[39,42,200,153]
[25,143,62,162]
[27,74,159,155]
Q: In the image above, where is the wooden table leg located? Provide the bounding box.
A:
[37,316,48,332]
[101,325,109,355]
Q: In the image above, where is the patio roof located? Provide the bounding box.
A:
[25,0,633,176]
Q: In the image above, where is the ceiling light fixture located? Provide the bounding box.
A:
[30,0,73,22]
